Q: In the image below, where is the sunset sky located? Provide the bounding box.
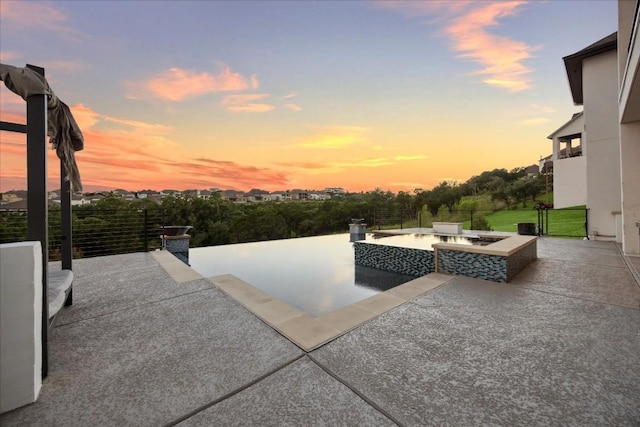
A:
[0,0,618,193]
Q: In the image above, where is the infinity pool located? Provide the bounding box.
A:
[189,233,419,316]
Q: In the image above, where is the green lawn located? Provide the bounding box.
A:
[465,205,587,238]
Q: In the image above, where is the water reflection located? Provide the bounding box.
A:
[354,265,417,292]
[189,233,418,316]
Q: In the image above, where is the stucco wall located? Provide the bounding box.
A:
[582,50,622,240]
[620,122,640,255]
[553,156,587,208]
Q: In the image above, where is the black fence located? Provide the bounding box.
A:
[0,207,166,261]
[373,207,588,239]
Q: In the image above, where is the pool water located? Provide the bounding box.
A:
[367,233,480,250]
[189,233,418,316]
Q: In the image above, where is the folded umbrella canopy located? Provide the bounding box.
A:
[0,63,84,191]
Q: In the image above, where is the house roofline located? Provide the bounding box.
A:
[563,32,617,105]
[547,111,584,139]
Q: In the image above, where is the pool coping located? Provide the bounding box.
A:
[433,234,537,256]
[151,250,455,351]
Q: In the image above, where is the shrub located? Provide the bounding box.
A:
[472,215,492,231]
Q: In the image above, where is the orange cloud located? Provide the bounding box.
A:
[276,153,427,175]
[389,181,427,189]
[1,100,294,191]
[222,94,276,113]
[129,66,255,101]
[393,155,428,161]
[298,126,370,149]
[377,0,535,92]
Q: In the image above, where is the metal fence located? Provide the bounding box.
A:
[373,207,588,238]
[0,207,166,260]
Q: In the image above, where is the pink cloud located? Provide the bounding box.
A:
[222,93,276,113]
[0,51,20,62]
[129,66,254,101]
[377,0,536,92]
[0,1,81,40]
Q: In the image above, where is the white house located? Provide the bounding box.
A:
[547,112,587,209]
[617,0,640,256]
[549,1,639,255]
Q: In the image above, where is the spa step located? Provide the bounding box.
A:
[48,270,73,320]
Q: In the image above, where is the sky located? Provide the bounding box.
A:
[0,0,619,193]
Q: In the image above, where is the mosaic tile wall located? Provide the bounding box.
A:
[505,240,537,281]
[165,237,190,265]
[355,240,537,283]
[354,242,435,276]
[437,250,507,282]
[437,240,537,282]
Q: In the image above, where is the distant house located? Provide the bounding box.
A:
[323,187,345,195]
[71,195,89,206]
[290,189,309,201]
[245,189,270,202]
[0,199,28,211]
[0,191,24,205]
[547,4,640,257]
[547,111,587,209]
[112,189,135,200]
[266,191,287,201]
[161,189,182,197]
[180,189,210,199]
[309,192,330,201]
[219,190,247,203]
[85,193,105,204]
[523,164,539,177]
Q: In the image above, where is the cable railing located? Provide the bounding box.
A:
[0,207,166,260]
[373,207,588,238]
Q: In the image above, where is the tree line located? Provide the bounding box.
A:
[0,166,549,257]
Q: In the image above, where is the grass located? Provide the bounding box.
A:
[475,205,587,238]
[375,192,586,238]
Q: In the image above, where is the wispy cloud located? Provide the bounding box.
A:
[0,51,20,62]
[393,155,428,161]
[283,103,302,112]
[277,153,427,174]
[42,60,90,73]
[71,104,172,134]
[389,181,427,189]
[0,1,82,40]
[188,158,290,188]
[298,126,370,149]
[517,117,550,126]
[377,0,536,92]
[127,66,255,101]
[529,103,556,113]
[222,93,276,113]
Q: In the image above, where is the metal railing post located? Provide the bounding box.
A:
[144,209,148,252]
[25,65,49,378]
[585,208,589,239]
[60,162,72,270]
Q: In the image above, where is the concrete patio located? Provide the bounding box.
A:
[1,236,639,426]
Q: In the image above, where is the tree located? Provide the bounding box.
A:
[423,182,462,216]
